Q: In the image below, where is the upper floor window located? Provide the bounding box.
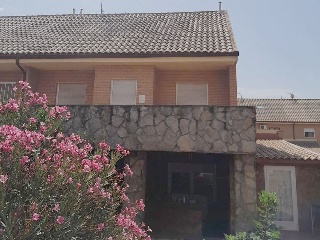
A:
[176,83,208,105]
[304,128,315,138]
[110,80,137,105]
[0,82,16,103]
[56,83,87,105]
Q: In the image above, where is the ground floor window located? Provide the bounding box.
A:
[168,162,217,201]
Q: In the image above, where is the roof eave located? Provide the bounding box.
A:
[0,51,239,60]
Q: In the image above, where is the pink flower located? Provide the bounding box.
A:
[135,199,145,211]
[52,204,60,212]
[56,216,64,224]
[0,174,8,184]
[32,213,39,221]
[83,164,91,172]
[76,182,81,189]
[67,177,73,184]
[87,187,94,193]
[101,190,111,199]
[19,156,29,165]
[97,223,104,231]
[124,164,133,177]
[29,118,36,124]
[47,175,54,183]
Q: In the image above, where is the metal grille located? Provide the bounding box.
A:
[0,83,16,103]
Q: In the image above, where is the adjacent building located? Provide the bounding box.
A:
[238,99,320,152]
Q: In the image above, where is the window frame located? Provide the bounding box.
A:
[176,83,208,105]
[304,128,315,138]
[56,83,87,105]
[110,80,137,105]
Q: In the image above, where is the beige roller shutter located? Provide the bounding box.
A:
[56,83,87,105]
[176,83,208,105]
[110,80,137,105]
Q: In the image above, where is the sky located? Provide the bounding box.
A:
[0,0,319,99]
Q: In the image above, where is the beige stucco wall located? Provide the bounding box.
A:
[256,123,320,142]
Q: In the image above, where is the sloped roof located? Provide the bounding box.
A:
[238,99,320,122]
[289,141,320,154]
[0,11,238,58]
[256,140,320,161]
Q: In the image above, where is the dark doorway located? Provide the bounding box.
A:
[145,152,230,238]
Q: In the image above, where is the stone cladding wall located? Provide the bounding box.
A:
[65,105,256,154]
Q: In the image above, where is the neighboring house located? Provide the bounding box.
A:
[238,99,320,152]
[239,99,320,234]
[256,140,320,234]
[0,11,257,238]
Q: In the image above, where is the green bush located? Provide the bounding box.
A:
[225,191,280,240]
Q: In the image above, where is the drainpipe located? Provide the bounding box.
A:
[15,59,26,82]
[293,122,296,140]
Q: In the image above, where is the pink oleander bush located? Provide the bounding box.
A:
[0,82,151,239]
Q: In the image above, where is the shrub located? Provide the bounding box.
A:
[224,190,280,240]
[0,82,151,239]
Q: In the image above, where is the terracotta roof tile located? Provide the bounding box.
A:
[238,99,320,122]
[256,140,320,160]
[289,141,320,154]
[0,11,238,57]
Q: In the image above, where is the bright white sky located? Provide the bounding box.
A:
[1,0,319,99]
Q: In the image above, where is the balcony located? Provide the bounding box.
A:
[64,105,256,154]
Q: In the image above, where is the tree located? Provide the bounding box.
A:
[0,81,151,239]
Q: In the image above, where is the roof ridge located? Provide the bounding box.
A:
[0,10,226,18]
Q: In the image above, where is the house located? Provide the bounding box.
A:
[256,140,320,234]
[0,11,257,238]
[237,98,320,235]
[238,99,320,152]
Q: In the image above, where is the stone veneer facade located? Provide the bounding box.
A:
[65,105,255,154]
[64,105,257,233]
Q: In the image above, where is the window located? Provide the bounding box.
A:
[176,83,208,105]
[110,80,137,105]
[0,82,16,103]
[56,83,87,105]
[168,163,216,201]
[304,128,315,138]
